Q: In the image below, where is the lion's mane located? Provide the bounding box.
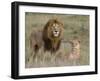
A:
[43,18,64,53]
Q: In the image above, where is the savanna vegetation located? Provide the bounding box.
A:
[25,12,89,68]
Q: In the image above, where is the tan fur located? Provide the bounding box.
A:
[30,29,44,53]
[68,39,80,60]
[43,18,64,52]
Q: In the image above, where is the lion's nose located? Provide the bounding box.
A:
[55,31,58,32]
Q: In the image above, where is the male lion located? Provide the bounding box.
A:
[43,18,64,53]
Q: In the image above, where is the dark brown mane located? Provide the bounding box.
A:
[42,19,64,53]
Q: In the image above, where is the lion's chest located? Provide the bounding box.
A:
[44,37,61,53]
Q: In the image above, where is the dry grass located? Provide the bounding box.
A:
[25,13,89,68]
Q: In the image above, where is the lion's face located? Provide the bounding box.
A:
[46,19,64,39]
[51,23,61,37]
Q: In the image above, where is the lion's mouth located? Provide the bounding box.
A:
[53,31,60,37]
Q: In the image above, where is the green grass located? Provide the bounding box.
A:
[25,12,89,68]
